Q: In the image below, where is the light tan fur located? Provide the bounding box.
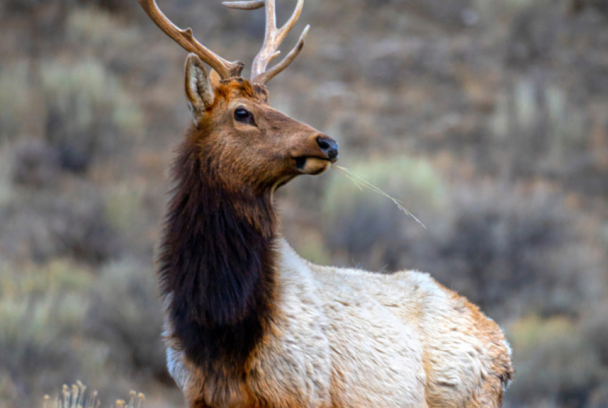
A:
[165,239,513,408]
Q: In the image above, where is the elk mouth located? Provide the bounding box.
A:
[293,156,333,175]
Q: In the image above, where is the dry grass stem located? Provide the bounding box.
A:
[42,382,143,408]
[331,164,427,230]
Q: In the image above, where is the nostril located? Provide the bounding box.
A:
[316,135,339,162]
[316,136,331,150]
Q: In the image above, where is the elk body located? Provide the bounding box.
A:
[138,0,514,407]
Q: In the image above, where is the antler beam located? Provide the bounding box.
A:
[138,0,244,79]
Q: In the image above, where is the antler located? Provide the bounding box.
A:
[224,0,310,84]
[137,0,244,79]
[222,0,265,10]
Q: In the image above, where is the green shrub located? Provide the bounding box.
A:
[0,258,163,408]
[0,188,120,265]
[2,0,137,15]
[0,260,103,408]
[583,304,608,407]
[432,184,604,318]
[103,183,146,239]
[322,156,447,270]
[11,139,60,189]
[86,259,166,380]
[489,77,590,183]
[65,8,144,71]
[506,315,601,408]
[40,58,142,173]
[0,61,31,141]
[1,0,53,15]
[581,302,608,367]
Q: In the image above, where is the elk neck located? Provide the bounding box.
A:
[158,129,278,371]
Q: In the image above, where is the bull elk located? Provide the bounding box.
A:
[137,0,514,406]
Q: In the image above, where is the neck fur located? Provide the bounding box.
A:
[158,135,278,369]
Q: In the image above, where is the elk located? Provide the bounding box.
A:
[137,0,514,407]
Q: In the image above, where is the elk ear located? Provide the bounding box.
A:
[185,53,215,125]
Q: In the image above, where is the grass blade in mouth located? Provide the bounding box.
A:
[331,164,427,230]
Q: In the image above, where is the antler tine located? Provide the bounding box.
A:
[222,1,265,10]
[254,24,309,84]
[246,0,309,84]
[275,0,305,46]
[137,0,244,79]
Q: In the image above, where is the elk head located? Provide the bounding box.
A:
[138,0,338,193]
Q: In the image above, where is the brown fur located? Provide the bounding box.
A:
[157,72,513,408]
[160,76,337,408]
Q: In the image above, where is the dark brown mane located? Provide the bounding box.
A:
[158,128,278,370]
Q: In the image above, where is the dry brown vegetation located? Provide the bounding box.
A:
[42,382,145,408]
[1,0,608,407]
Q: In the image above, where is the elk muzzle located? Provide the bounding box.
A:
[294,133,339,175]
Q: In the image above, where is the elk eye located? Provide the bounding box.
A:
[234,108,254,125]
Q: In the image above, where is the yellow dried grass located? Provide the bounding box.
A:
[43,382,144,408]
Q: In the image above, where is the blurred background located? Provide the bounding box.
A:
[1,0,607,407]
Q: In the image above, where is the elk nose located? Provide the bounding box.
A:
[316,135,339,162]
